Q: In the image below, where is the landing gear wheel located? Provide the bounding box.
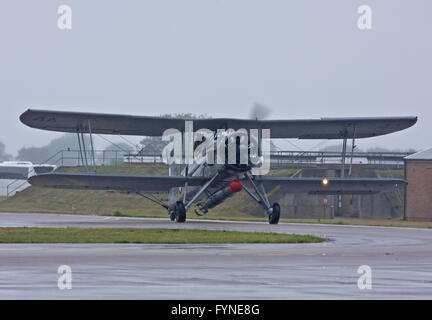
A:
[174,201,186,223]
[268,203,280,225]
[169,210,176,221]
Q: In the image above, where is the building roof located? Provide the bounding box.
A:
[405,148,432,160]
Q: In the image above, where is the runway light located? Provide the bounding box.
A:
[322,177,329,186]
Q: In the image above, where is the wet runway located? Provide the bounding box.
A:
[0,212,431,299]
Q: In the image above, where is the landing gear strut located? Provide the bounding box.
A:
[243,173,281,225]
[171,171,219,223]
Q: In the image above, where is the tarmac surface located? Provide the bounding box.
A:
[0,212,432,299]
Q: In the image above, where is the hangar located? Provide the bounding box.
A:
[404,148,432,221]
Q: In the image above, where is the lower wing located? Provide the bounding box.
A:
[28,172,206,193]
[253,177,405,195]
[28,172,405,195]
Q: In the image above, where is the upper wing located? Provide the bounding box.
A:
[252,177,405,195]
[28,172,206,193]
[20,109,417,139]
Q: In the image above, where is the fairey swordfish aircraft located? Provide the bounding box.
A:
[20,109,417,224]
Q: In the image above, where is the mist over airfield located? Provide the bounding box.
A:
[0,1,431,157]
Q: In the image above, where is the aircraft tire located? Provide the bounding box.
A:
[268,203,280,225]
[169,210,176,221]
[175,201,186,223]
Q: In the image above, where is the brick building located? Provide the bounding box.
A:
[404,149,432,221]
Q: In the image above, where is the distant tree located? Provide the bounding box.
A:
[138,113,209,155]
[103,142,134,154]
[0,142,12,161]
[101,142,135,166]
[138,136,166,155]
[16,134,94,165]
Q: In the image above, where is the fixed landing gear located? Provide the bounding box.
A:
[169,171,219,223]
[268,203,280,225]
[169,211,176,221]
[243,173,281,225]
[174,201,186,223]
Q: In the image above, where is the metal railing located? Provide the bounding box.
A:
[270,150,413,169]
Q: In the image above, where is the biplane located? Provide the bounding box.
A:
[20,109,416,224]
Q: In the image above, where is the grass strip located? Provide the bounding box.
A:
[0,227,325,244]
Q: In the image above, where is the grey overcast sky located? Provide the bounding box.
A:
[0,0,430,155]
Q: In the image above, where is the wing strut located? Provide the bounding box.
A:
[348,125,357,177]
[341,123,357,178]
[76,132,85,168]
[75,122,97,173]
[244,172,272,213]
[339,134,348,208]
[341,134,347,178]
[88,120,97,173]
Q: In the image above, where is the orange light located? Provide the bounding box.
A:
[322,177,329,186]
